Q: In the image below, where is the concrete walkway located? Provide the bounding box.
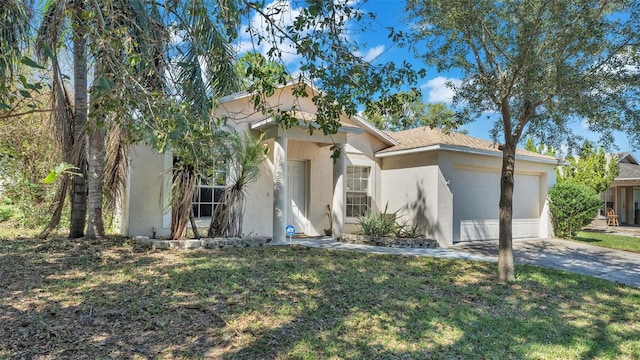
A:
[282,237,640,288]
[283,238,493,261]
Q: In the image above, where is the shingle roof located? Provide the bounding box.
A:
[617,162,640,180]
[377,126,556,161]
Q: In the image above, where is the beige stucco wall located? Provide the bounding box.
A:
[212,84,388,238]
[246,137,335,236]
[124,144,171,238]
[123,82,418,239]
[379,149,556,246]
[239,130,385,237]
[380,151,452,243]
[343,132,387,234]
[214,84,320,125]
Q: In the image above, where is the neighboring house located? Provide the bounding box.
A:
[119,81,557,246]
[601,153,640,225]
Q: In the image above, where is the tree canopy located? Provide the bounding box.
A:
[363,90,461,131]
[403,0,640,281]
[558,141,620,194]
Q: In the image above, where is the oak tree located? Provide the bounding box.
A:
[404,0,640,281]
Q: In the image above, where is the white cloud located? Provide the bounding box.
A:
[421,76,462,104]
[354,45,385,62]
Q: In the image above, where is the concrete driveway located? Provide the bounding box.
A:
[452,238,640,288]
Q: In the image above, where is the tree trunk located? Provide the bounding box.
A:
[498,140,516,282]
[86,126,105,238]
[189,210,201,239]
[69,0,88,239]
[171,162,196,240]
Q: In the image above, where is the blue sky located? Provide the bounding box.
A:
[236,0,639,158]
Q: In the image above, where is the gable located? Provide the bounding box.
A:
[214,80,396,146]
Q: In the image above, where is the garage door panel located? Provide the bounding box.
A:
[453,168,540,242]
[460,219,540,241]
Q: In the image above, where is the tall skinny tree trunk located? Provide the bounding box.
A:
[69,0,88,239]
[86,126,105,238]
[498,141,516,282]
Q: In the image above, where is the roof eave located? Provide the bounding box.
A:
[351,114,399,146]
[250,117,364,135]
[376,144,559,164]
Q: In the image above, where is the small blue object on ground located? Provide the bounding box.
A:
[285,225,295,237]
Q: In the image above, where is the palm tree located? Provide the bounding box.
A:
[0,0,32,106]
[36,0,241,240]
[36,0,165,238]
[35,0,89,238]
[208,132,267,238]
[156,1,241,239]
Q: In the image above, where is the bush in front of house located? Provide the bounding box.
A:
[357,205,422,238]
[358,208,397,236]
[548,181,602,239]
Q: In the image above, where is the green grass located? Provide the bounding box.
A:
[1,237,639,359]
[575,231,640,253]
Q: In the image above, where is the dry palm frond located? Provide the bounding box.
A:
[38,61,76,239]
[103,123,130,218]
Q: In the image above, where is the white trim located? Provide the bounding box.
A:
[617,152,640,165]
[249,117,364,134]
[375,144,558,164]
[351,114,398,146]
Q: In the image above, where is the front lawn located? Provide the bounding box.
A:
[1,237,639,359]
[575,230,640,253]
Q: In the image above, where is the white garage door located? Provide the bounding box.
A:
[452,168,540,242]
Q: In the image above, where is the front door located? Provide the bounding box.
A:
[287,160,307,233]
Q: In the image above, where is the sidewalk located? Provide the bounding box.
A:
[278,237,493,261]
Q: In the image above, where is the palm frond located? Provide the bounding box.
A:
[174,0,241,117]
[35,0,70,61]
[103,122,130,218]
[0,0,32,88]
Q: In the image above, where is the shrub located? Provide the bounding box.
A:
[357,205,397,236]
[0,204,14,222]
[357,205,423,238]
[549,181,602,239]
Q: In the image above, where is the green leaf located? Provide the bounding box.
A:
[43,44,57,62]
[20,57,45,69]
[41,162,82,184]
[41,172,57,184]
[99,76,114,90]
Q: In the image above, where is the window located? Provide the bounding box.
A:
[600,188,614,216]
[192,166,226,218]
[346,166,370,217]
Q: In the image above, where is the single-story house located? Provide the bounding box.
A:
[601,152,640,225]
[118,81,557,246]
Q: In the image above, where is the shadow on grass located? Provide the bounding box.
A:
[573,235,603,244]
[1,238,639,359]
